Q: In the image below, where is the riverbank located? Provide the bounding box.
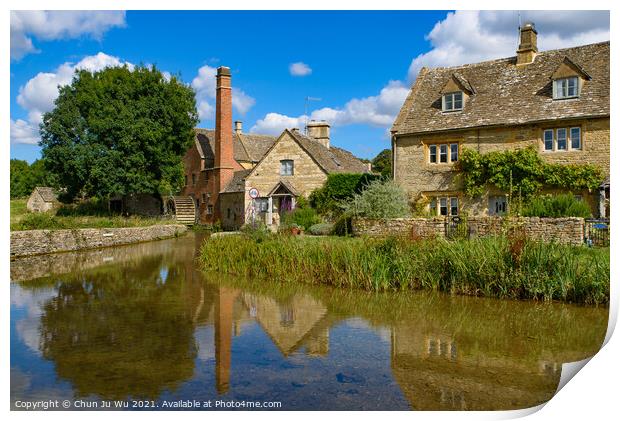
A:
[10,224,188,258]
[199,235,609,304]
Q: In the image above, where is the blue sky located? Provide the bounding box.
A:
[10,10,610,163]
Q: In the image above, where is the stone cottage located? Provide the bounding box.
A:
[181,66,369,229]
[27,187,59,213]
[391,23,610,217]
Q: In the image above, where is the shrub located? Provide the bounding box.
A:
[332,215,353,236]
[281,206,321,230]
[342,179,410,219]
[522,194,592,218]
[308,223,334,236]
[309,173,381,216]
[56,197,112,217]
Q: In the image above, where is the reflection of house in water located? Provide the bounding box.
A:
[241,292,330,357]
[390,325,562,410]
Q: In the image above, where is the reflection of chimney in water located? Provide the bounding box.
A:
[215,286,237,394]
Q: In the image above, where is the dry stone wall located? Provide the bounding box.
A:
[352,217,585,246]
[10,224,187,258]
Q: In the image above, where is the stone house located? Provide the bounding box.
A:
[26,187,59,213]
[391,23,610,218]
[181,67,369,229]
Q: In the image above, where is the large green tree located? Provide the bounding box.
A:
[40,65,198,200]
[371,149,392,178]
[10,158,58,198]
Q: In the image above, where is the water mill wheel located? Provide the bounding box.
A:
[165,196,197,225]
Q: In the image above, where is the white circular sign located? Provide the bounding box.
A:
[249,188,259,199]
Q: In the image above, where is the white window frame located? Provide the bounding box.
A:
[280,159,294,176]
[542,126,582,152]
[553,77,580,100]
[442,91,464,112]
[429,196,459,216]
[428,143,459,164]
[556,128,567,150]
[206,204,214,215]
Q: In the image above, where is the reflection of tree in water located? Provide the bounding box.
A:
[38,255,203,400]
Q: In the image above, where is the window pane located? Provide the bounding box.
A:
[450,198,458,216]
[429,145,437,163]
[440,144,448,163]
[544,130,554,151]
[557,128,567,150]
[430,198,437,215]
[567,77,577,97]
[439,198,448,216]
[280,160,293,175]
[454,92,463,109]
[450,143,458,162]
[444,94,453,110]
[570,127,581,149]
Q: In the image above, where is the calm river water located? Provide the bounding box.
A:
[10,233,608,410]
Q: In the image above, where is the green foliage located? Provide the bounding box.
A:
[522,194,592,218]
[200,235,609,304]
[308,223,334,236]
[371,148,392,178]
[40,65,198,201]
[56,198,112,217]
[11,212,169,231]
[458,147,603,199]
[309,173,381,216]
[10,159,58,199]
[332,215,353,236]
[343,179,410,219]
[281,206,321,230]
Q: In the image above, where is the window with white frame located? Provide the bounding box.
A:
[429,143,459,164]
[280,160,294,176]
[254,198,269,212]
[553,77,579,99]
[442,92,463,112]
[542,127,581,152]
[429,196,459,216]
[206,205,213,215]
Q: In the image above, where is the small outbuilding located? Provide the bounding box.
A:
[27,187,59,213]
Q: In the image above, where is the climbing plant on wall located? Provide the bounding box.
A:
[458,147,603,199]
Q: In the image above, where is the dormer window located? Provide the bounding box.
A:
[553,76,579,99]
[442,92,463,112]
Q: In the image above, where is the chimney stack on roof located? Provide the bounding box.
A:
[306,120,331,149]
[517,22,538,66]
[234,121,243,135]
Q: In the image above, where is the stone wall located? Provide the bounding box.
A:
[11,224,188,258]
[352,217,585,246]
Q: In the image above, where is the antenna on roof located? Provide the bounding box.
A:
[304,96,321,135]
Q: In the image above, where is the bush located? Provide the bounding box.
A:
[342,179,410,219]
[308,223,334,236]
[332,215,353,236]
[281,207,321,230]
[522,194,592,218]
[56,198,112,217]
[309,173,381,216]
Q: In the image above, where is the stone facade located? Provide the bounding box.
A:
[393,117,610,216]
[26,187,59,213]
[10,224,187,258]
[352,217,585,246]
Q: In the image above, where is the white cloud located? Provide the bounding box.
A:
[250,80,409,135]
[408,10,610,80]
[12,52,133,144]
[10,119,40,145]
[191,65,256,121]
[10,11,126,60]
[289,62,312,77]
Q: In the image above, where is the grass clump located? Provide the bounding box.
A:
[12,211,171,231]
[200,235,609,304]
[522,194,592,218]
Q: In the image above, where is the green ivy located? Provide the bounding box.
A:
[458,147,603,198]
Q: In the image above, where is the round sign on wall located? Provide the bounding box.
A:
[249,188,259,199]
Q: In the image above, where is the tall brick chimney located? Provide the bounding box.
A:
[214,66,235,219]
[516,22,538,66]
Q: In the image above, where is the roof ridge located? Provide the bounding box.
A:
[429,40,609,72]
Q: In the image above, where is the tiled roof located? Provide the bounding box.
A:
[288,130,370,174]
[221,169,252,193]
[393,41,610,135]
[194,128,276,167]
[34,187,57,202]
